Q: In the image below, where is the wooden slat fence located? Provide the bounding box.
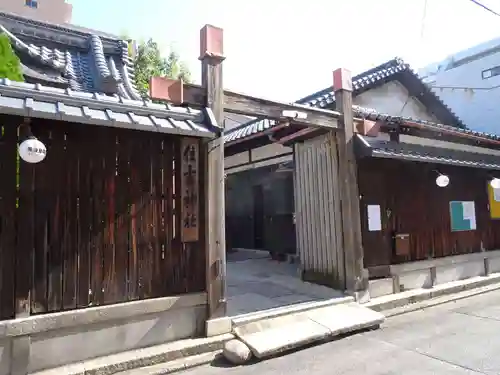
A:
[0,115,206,320]
[358,157,500,268]
[294,131,345,288]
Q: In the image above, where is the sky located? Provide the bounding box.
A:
[69,0,500,102]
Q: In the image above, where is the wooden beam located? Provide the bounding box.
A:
[16,119,34,319]
[200,25,227,321]
[333,68,367,299]
[182,83,340,129]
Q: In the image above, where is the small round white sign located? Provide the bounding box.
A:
[18,138,47,164]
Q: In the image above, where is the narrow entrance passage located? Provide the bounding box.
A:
[226,249,345,316]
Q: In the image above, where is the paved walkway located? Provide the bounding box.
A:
[186,288,500,374]
[226,249,344,316]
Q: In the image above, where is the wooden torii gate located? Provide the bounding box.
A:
[149,24,365,322]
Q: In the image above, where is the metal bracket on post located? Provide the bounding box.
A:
[203,107,223,136]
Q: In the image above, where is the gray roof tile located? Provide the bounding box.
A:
[0,12,141,100]
[224,118,275,143]
[353,105,500,142]
[356,134,500,170]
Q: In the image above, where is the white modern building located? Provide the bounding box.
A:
[419,36,500,134]
[0,0,72,24]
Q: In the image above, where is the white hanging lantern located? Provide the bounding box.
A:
[18,137,47,164]
[435,174,450,188]
[490,178,500,189]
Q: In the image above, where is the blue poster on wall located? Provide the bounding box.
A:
[449,201,477,232]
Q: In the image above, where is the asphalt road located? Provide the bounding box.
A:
[184,289,500,375]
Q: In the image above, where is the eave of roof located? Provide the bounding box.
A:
[356,134,500,170]
[353,106,500,142]
[21,63,68,86]
[0,79,217,138]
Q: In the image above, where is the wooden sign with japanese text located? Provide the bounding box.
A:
[181,138,200,242]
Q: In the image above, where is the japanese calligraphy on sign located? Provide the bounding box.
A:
[181,138,200,242]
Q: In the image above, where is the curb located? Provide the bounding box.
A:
[32,334,233,375]
[381,282,500,317]
[115,351,222,375]
[365,273,500,314]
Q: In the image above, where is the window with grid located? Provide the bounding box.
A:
[482,66,500,79]
[25,0,38,8]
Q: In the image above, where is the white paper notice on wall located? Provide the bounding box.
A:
[494,188,500,202]
[462,201,477,230]
[367,204,382,231]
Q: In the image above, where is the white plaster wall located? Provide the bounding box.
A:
[489,256,500,273]
[0,293,207,375]
[2,0,72,23]
[28,304,205,372]
[399,269,433,290]
[224,143,292,172]
[250,143,292,162]
[368,278,393,298]
[0,340,10,375]
[225,151,249,169]
[435,260,485,285]
[353,81,439,122]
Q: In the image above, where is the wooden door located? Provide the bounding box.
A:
[252,185,265,249]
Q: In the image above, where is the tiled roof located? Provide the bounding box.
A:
[353,105,500,141]
[356,134,500,170]
[0,79,216,137]
[225,119,275,143]
[297,58,464,128]
[224,58,466,145]
[0,12,218,137]
[0,11,141,100]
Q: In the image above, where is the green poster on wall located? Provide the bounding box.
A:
[449,201,477,232]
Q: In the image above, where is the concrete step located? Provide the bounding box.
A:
[233,302,385,359]
[231,296,354,328]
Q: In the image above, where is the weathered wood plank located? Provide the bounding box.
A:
[89,130,105,306]
[334,69,366,294]
[173,140,184,294]
[45,127,64,311]
[17,121,35,317]
[150,136,163,298]
[128,141,140,300]
[114,133,130,302]
[0,120,17,319]
[191,140,206,293]
[201,24,226,318]
[77,129,92,308]
[162,139,175,295]
[137,134,152,299]
[62,125,78,310]
[31,124,50,314]
[102,130,117,304]
[182,83,340,129]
